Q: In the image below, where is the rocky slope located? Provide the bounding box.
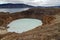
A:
[0,8,58,26]
[0,8,60,40]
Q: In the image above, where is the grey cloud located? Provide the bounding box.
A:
[0,0,60,6]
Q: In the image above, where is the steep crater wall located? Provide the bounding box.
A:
[0,8,59,27]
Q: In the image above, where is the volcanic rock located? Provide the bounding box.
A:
[0,8,60,40]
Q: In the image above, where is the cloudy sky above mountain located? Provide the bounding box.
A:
[0,0,60,6]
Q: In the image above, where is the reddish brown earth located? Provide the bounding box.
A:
[0,8,60,40]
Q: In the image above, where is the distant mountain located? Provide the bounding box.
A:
[36,6,60,8]
[0,3,60,8]
[0,3,34,8]
[48,6,60,8]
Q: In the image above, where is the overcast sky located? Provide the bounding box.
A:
[0,0,60,6]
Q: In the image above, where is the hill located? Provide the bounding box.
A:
[0,3,34,8]
[0,7,60,40]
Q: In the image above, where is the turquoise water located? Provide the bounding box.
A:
[7,19,42,33]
